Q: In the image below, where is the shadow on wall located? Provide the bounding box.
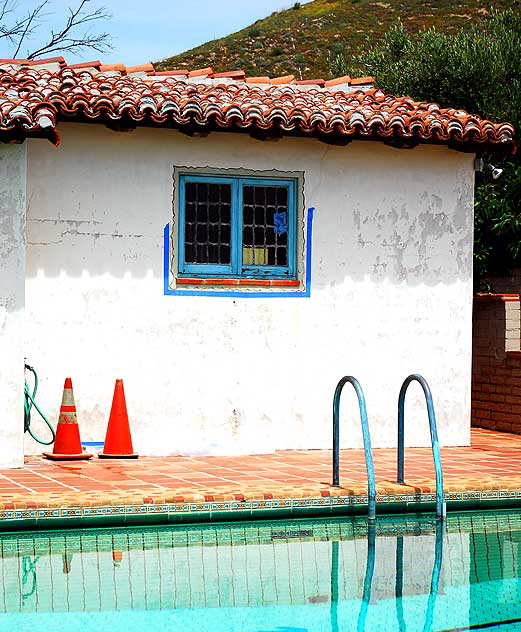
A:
[25,125,474,288]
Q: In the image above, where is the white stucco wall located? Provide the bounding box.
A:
[24,124,474,456]
[0,143,26,467]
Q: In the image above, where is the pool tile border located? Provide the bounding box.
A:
[1,488,520,530]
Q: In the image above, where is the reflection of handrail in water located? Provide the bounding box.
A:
[394,520,445,632]
[357,521,376,632]
[332,376,377,520]
[330,540,339,632]
[423,519,444,632]
[21,556,39,603]
[395,536,406,631]
[329,523,376,632]
[397,374,445,519]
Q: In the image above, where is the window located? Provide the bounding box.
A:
[178,175,297,279]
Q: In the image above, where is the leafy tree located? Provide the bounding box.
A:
[0,0,112,60]
[331,9,521,287]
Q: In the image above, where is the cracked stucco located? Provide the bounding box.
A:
[23,125,475,457]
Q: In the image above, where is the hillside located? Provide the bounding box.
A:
[155,0,519,79]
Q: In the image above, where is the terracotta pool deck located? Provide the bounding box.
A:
[1,428,520,529]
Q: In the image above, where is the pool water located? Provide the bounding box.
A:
[0,510,520,631]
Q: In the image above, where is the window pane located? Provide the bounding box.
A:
[184,182,232,265]
[242,185,288,267]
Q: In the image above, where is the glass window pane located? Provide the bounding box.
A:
[242,185,289,267]
[184,182,232,265]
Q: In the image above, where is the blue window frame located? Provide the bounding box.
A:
[178,174,297,279]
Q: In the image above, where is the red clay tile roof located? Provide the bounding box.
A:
[0,58,515,153]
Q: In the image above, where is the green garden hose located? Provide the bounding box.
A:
[24,363,55,445]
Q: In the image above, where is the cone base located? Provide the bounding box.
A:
[43,452,93,461]
[98,453,139,459]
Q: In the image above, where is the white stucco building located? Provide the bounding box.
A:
[0,58,515,467]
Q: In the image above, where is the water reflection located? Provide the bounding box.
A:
[0,512,518,632]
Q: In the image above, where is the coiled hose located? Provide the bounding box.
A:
[24,363,55,445]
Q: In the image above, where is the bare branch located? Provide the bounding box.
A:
[0,1,14,24]
[26,0,112,60]
[0,0,112,60]
[12,0,48,57]
[27,31,112,58]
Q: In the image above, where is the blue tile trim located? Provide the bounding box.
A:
[164,207,315,298]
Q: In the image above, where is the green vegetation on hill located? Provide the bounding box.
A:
[155,0,518,79]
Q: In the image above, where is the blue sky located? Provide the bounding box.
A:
[8,0,310,65]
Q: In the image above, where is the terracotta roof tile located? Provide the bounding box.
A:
[297,79,326,86]
[0,58,30,65]
[324,75,352,87]
[100,63,126,73]
[154,69,189,76]
[188,67,213,77]
[126,63,155,74]
[245,76,271,84]
[350,76,374,86]
[0,62,515,153]
[270,74,295,85]
[211,70,246,80]
[27,56,66,66]
[67,60,102,69]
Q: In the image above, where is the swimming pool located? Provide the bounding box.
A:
[0,510,519,631]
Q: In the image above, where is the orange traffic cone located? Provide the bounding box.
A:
[112,550,123,567]
[62,552,73,574]
[99,379,138,458]
[43,378,92,460]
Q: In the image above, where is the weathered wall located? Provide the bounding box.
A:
[472,294,521,434]
[25,124,475,456]
[0,143,26,467]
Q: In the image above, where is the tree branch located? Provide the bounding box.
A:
[0,0,112,60]
[26,0,112,60]
[12,1,49,57]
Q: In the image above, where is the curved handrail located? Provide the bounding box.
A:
[332,376,376,521]
[397,374,445,519]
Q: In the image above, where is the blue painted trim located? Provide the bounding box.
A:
[164,207,315,298]
[178,174,297,279]
[178,175,236,276]
[237,178,296,278]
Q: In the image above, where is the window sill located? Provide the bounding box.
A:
[176,278,301,287]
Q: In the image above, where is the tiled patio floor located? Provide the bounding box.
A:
[1,428,520,509]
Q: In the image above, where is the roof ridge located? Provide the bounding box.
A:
[0,56,374,91]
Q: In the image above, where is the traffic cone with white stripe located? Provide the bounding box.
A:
[43,378,92,460]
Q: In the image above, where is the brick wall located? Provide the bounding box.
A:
[485,267,521,294]
[472,294,521,434]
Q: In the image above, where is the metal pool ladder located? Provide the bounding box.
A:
[397,374,446,520]
[332,376,376,521]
